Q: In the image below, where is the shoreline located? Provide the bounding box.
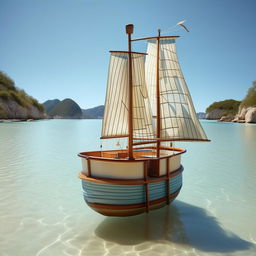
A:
[0,118,103,123]
[0,119,37,122]
[1,118,255,124]
[204,118,255,124]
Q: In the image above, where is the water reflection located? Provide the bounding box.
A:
[95,201,254,253]
[241,124,256,161]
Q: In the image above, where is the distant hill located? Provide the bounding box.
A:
[82,107,205,120]
[197,112,206,119]
[0,71,44,119]
[82,105,104,119]
[42,99,104,119]
[43,99,60,113]
[47,98,83,119]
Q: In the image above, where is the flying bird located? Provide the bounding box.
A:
[177,20,190,32]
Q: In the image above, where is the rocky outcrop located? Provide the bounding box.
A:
[233,107,256,123]
[206,99,240,121]
[219,116,234,122]
[0,99,45,119]
[244,107,256,123]
[205,100,256,124]
[233,107,247,122]
[206,109,227,120]
[0,71,45,120]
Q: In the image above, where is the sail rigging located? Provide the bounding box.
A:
[101,51,154,140]
[145,38,208,141]
[78,24,209,218]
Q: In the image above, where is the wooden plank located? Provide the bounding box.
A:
[109,50,147,55]
[147,158,158,177]
[127,24,134,160]
[131,35,180,42]
[166,158,170,205]
[87,159,91,177]
[144,161,149,212]
[158,138,211,142]
[156,30,161,158]
[78,165,183,185]
[77,146,186,162]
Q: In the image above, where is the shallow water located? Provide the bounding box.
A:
[0,120,255,256]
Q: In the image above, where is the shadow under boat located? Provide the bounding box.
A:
[95,200,255,253]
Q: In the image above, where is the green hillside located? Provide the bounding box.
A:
[0,71,44,113]
[206,99,241,116]
[43,99,61,113]
[49,98,82,119]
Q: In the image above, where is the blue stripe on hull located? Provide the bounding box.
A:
[81,171,182,205]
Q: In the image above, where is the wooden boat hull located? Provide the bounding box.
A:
[82,173,182,217]
[78,147,185,216]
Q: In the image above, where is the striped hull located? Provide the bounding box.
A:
[81,167,183,216]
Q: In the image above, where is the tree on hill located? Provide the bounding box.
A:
[49,98,82,119]
[0,71,16,91]
[240,83,256,108]
[0,71,44,113]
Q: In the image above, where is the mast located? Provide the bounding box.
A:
[126,24,134,159]
[156,29,161,157]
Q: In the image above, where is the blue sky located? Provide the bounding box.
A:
[0,0,255,112]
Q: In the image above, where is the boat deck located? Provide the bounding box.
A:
[78,146,186,179]
[79,147,184,161]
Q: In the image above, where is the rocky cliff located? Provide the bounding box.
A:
[0,99,44,119]
[233,107,256,123]
[206,109,227,120]
[0,71,45,119]
[206,106,256,124]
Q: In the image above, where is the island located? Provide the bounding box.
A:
[206,81,256,123]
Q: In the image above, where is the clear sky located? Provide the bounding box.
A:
[0,0,255,112]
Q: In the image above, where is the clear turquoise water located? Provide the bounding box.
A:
[0,120,255,256]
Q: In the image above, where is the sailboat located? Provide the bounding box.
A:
[78,24,209,217]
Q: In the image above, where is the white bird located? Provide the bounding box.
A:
[177,20,190,32]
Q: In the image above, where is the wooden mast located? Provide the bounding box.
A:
[126,24,134,160]
[156,29,161,157]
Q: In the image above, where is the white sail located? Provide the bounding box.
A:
[101,51,154,140]
[145,38,208,141]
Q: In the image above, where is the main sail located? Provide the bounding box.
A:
[101,51,154,140]
[145,38,208,141]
